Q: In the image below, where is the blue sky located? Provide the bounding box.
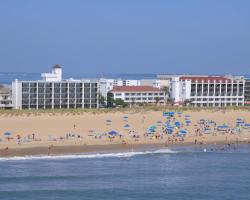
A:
[0,0,249,75]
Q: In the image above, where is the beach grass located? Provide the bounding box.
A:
[0,105,250,116]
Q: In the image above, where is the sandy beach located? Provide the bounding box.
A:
[0,108,250,157]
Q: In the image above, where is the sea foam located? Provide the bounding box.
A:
[0,148,176,161]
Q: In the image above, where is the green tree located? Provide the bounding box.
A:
[114,98,128,108]
[107,95,115,108]
[154,97,161,104]
[98,94,106,106]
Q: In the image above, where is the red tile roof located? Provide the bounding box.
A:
[180,76,232,83]
[111,86,161,92]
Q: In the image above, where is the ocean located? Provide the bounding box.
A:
[0,72,157,85]
[0,145,250,200]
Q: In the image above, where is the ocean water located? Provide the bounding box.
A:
[0,72,157,85]
[0,145,250,200]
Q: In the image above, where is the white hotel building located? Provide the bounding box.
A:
[108,86,165,104]
[170,76,245,107]
[12,65,99,109]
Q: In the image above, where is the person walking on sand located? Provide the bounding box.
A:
[48,145,53,155]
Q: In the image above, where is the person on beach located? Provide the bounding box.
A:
[48,145,53,155]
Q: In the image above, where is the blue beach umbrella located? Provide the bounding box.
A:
[163,112,170,117]
[124,124,130,128]
[166,127,174,133]
[164,122,170,127]
[4,132,12,136]
[179,129,187,134]
[169,111,175,116]
[108,131,118,136]
[175,121,181,128]
[149,125,157,129]
[217,125,229,130]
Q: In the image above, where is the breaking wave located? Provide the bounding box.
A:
[0,148,177,161]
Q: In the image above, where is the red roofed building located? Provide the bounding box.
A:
[108,86,165,104]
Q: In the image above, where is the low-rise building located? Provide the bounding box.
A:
[108,86,165,105]
[140,79,161,89]
[0,85,12,109]
[244,78,250,105]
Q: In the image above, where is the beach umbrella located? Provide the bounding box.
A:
[124,124,130,129]
[4,132,12,137]
[180,129,187,133]
[150,125,157,129]
[175,121,181,128]
[178,130,187,137]
[169,111,175,116]
[219,125,229,128]
[204,129,212,134]
[147,128,155,133]
[244,124,250,127]
[108,131,118,136]
[164,122,170,127]
[217,125,229,130]
[163,112,169,117]
[147,130,155,134]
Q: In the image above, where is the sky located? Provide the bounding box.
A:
[0,0,249,75]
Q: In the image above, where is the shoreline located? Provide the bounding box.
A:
[0,140,246,158]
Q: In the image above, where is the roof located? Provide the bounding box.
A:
[53,64,61,69]
[111,86,161,92]
[180,76,232,83]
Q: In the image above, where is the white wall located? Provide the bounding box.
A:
[41,67,62,82]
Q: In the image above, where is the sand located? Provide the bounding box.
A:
[0,109,250,157]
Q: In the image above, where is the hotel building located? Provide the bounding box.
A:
[244,78,250,105]
[99,78,161,103]
[170,76,245,107]
[0,84,12,109]
[12,65,99,109]
[108,86,165,104]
